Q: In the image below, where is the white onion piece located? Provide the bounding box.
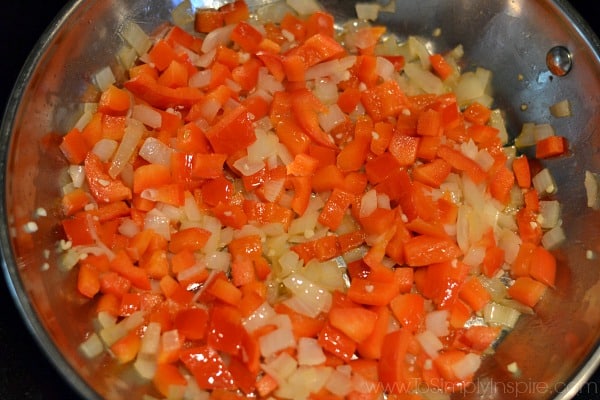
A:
[550,99,572,118]
[314,79,338,105]
[120,20,152,55]
[201,24,235,54]
[325,368,353,397]
[355,3,381,21]
[497,228,521,264]
[318,104,346,133]
[425,310,450,337]
[532,168,557,195]
[533,123,555,142]
[407,36,431,70]
[452,353,481,380]
[283,273,332,318]
[93,66,116,92]
[68,165,86,188]
[79,333,104,359]
[360,189,378,218]
[144,208,171,240]
[99,310,144,346]
[195,48,216,68]
[305,57,356,81]
[188,69,212,88]
[262,178,286,203]
[232,156,265,177]
[416,330,444,358]
[202,250,231,272]
[286,0,321,15]
[585,170,600,209]
[262,352,298,383]
[109,118,144,179]
[483,302,521,328]
[542,225,566,250]
[403,62,444,95]
[538,200,561,229]
[243,302,277,333]
[454,72,485,106]
[377,193,391,210]
[376,56,395,81]
[463,245,486,268]
[257,67,285,94]
[132,104,162,129]
[118,218,140,238]
[259,326,296,358]
[92,139,119,163]
[247,130,279,163]
[515,122,536,148]
[297,337,327,366]
[139,137,172,166]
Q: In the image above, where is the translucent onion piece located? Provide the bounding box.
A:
[139,137,172,166]
[286,0,322,15]
[452,353,481,380]
[542,225,566,250]
[532,168,557,196]
[549,99,572,118]
[93,66,116,92]
[297,337,327,366]
[355,3,381,21]
[132,104,162,129]
[404,62,444,95]
[92,138,119,163]
[282,274,332,318]
[416,330,444,359]
[120,20,152,55]
[584,170,600,209]
[259,326,296,358]
[79,333,104,359]
[425,310,450,337]
[109,118,144,179]
[201,24,235,54]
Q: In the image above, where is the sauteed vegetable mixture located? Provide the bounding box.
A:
[55,0,569,398]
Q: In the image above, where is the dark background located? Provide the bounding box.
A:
[1,1,599,399]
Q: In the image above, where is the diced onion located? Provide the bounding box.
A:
[262,352,298,383]
[584,170,600,209]
[297,337,327,366]
[452,353,481,380]
[532,168,557,196]
[324,368,353,397]
[109,118,144,178]
[201,24,235,54]
[79,333,104,359]
[538,200,561,229]
[403,62,444,95]
[118,218,140,238]
[416,330,444,358]
[283,273,332,318]
[425,310,450,337]
[188,69,212,88]
[92,139,119,163]
[144,209,171,240]
[139,137,172,166]
[68,165,86,188]
[120,20,152,55]
[542,225,566,250]
[286,0,322,15]
[359,189,378,218]
[318,104,346,133]
[549,99,572,118]
[243,301,277,333]
[355,3,381,21]
[93,66,116,92]
[533,123,555,142]
[132,104,162,129]
[483,302,521,328]
[515,122,536,148]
